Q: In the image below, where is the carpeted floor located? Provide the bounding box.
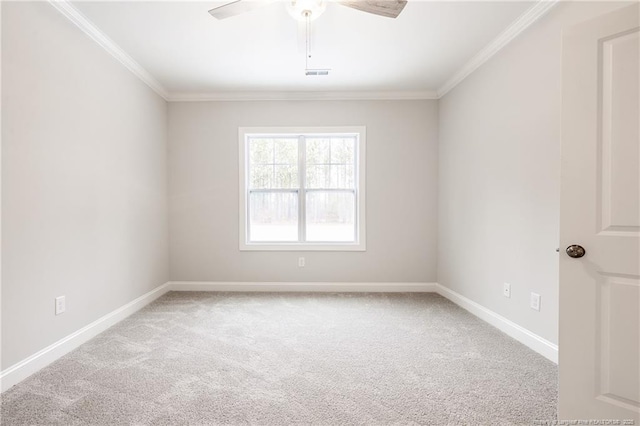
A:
[1,292,557,425]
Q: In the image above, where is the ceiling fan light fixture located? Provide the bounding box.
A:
[286,0,326,21]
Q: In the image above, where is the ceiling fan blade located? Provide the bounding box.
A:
[337,0,407,18]
[208,0,275,20]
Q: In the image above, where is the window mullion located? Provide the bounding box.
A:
[246,137,251,244]
[353,135,359,244]
[298,136,306,243]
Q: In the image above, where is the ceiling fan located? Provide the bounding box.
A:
[208,0,408,21]
[208,0,407,76]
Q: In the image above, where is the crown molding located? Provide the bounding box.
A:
[168,90,439,102]
[48,0,558,103]
[437,0,559,98]
[48,0,170,101]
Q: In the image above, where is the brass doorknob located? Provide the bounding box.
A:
[566,245,586,258]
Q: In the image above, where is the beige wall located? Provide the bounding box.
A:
[437,1,630,344]
[4,0,625,373]
[1,2,169,369]
[169,100,438,283]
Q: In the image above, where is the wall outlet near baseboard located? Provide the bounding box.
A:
[298,257,305,267]
[530,292,541,311]
[503,283,511,298]
[55,296,66,315]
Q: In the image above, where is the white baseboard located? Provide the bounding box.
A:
[0,282,171,392]
[170,281,558,363]
[435,283,559,363]
[1,280,557,393]
[169,281,438,293]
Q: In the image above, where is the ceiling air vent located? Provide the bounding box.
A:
[305,69,330,76]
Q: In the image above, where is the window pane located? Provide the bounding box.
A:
[249,138,298,189]
[346,165,355,188]
[330,165,347,188]
[305,191,355,242]
[274,165,298,188]
[306,138,330,165]
[274,139,298,164]
[249,192,298,242]
[306,137,355,189]
[249,138,273,165]
[306,165,329,189]
[330,138,355,164]
[250,165,273,189]
[307,162,355,189]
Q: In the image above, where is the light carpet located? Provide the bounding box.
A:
[1,292,557,425]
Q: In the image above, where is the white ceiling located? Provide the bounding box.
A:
[71,1,535,95]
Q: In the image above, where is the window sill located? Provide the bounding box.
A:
[239,242,366,252]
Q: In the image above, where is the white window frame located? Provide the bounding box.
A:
[239,126,366,251]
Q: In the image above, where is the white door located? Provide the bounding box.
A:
[560,2,639,422]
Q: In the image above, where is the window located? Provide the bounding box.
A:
[239,127,366,251]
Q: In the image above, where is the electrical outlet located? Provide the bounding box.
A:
[503,283,511,298]
[55,296,66,315]
[298,257,305,267]
[530,292,541,311]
